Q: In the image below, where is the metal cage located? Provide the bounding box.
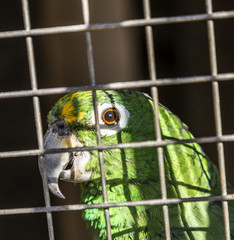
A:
[0,0,234,239]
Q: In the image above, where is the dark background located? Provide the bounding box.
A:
[0,1,234,239]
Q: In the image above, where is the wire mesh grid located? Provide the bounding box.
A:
[0,0,234,239]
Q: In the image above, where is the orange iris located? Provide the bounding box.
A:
[102,108,119,125]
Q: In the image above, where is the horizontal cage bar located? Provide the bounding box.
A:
[0,10,234,39]
[1,73,234,99]
[0,193,234,216]
[1,133,234,159]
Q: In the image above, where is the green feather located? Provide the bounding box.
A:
[48,89,234,239]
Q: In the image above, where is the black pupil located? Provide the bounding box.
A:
[104,110,117,123]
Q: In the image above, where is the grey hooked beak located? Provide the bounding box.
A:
[39,120,84,199]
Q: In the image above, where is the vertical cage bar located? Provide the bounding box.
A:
[81,0,112,239]
[21,1,55,240]
[205,0,231,239]
[143,0,171,239]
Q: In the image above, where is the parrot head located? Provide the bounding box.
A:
[40,90,155,199]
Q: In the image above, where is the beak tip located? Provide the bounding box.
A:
[48,182,66,199]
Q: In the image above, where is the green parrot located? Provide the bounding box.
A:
[40,89,234,239]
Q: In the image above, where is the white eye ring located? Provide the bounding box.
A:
[91,102,130,136]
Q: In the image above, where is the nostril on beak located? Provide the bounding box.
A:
[58,122,64,129]
[51,120,71,137]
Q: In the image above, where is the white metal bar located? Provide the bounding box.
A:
[21,1,55,240]
[1,72,234,99]
[0,10,234,39]
[143,0,171,239]
[81,0,112,239]
[205,0,231,239]
[1,133,234,159]
[0,194,234,216]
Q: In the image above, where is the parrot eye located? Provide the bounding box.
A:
[91,102,130,136]
[102,108,119,125]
